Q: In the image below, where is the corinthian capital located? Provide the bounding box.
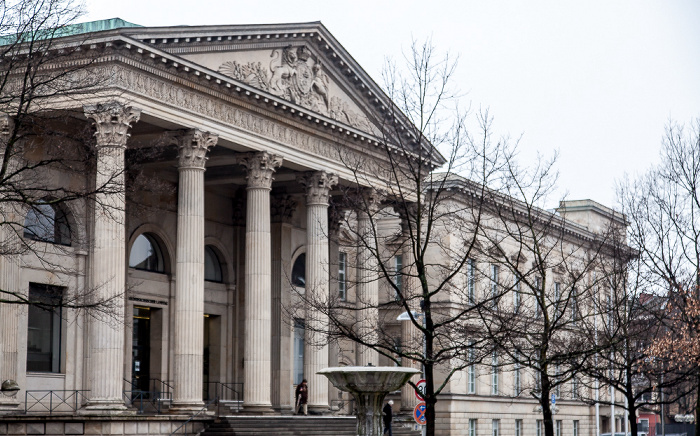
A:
[237,151,283,189]
[175,129,218,170]
[84,101,141,148]
[297,171,338,206]
[351,188,384,218]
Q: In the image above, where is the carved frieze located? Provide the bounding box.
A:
[297,171,338,206]
[236,151,283,189]
[107,65,385,182]
[84,101,141,148]
[218,45,374,132]
[175,129,218,170]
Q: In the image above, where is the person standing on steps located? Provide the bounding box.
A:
[295,379,308,415]
[383,400,394,435]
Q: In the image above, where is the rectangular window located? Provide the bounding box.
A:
[572,376,579,399]
[571,289,578,323]
[338,252,347,301]
[556,420,562,436]
[469,419,477,436]
[537,420,543,436]
[492,419,500,436]
[513,274,521,312]
[515,420,522,436]
[27,283,63,372]
[468,340,476,394]
[491,350,499,395]
[555,365,561,397]
[514,359,521,396]
[554,282,561,317]
[293,318,305,385]
[490,264,499,306]
[467,258,476,304]
[573,420,579,436]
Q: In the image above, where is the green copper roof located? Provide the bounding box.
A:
[0,18,141,45]
[58,18,142,36]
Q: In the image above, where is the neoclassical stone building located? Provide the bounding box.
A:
[0,19,627,436]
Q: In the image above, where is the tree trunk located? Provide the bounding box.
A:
[425,360,436,436]
[541,376,554,436]
[694,369,700,436]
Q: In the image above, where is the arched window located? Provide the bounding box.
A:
[129,233,165,273]
[204,245,223,283]
[24,202,71,246]
[291,253,306,288]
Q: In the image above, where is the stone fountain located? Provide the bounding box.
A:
[318,366,420,436]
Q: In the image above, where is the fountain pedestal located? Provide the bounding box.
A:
[318,366,420,436]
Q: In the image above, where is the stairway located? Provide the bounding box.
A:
[201,415,422,435]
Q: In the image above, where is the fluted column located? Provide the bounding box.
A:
[397,205,422,411]
[238,152,282,411]
[355,189,382,366]
[171,129,217,412]
[83,102,140,411]
[298,171,337,412]
[0,115,21,413]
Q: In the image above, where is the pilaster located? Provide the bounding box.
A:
[0,114,21,413]
[83,102,141,412]
[171,129,217,412]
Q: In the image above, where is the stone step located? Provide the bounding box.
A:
[201,415,421,436]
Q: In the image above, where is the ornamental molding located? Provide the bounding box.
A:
[218,45,374,132]
[236,151,283,190]
[297,171,338,206]
[84,101,141,148]
[174,129,218,170]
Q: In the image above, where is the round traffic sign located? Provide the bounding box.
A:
[413,402,427,425]
[414,379,427,400]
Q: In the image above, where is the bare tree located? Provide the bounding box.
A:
[0,0,164,315]
[618,118,700,436]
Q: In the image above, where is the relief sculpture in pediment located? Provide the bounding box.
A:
[218,45,374,133]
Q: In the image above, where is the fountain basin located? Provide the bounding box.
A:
[318,366,420,436]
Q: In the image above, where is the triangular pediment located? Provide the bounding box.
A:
[122,23,384,136]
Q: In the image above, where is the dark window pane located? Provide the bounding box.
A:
[204,246,223,282]
[24,203,71,246]
[26,284,62,373]
[129,234,164,272]
[292,253,306,288]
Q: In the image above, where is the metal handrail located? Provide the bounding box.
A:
[169,396,217,436]
[203,382,243,412]
[123,389,172,415]
[25,390,90,415]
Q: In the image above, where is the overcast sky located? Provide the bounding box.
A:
[84,0,700,209]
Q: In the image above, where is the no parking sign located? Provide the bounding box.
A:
[413,402,427,426]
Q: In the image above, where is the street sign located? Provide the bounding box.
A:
[551,393,556,405]
[413,402,427,426]
[415,379,427,400]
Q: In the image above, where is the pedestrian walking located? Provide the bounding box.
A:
[383,400,394,435]
[295,379,308,415]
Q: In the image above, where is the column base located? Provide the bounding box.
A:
[307,404,330,415]
[80,400,134,416]
[169,401,207,415]
[241,404,276,415]
[0,398,20,415]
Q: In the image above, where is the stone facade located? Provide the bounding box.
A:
[0,19,627,436]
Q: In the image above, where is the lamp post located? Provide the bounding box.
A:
[397,310,426,436]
